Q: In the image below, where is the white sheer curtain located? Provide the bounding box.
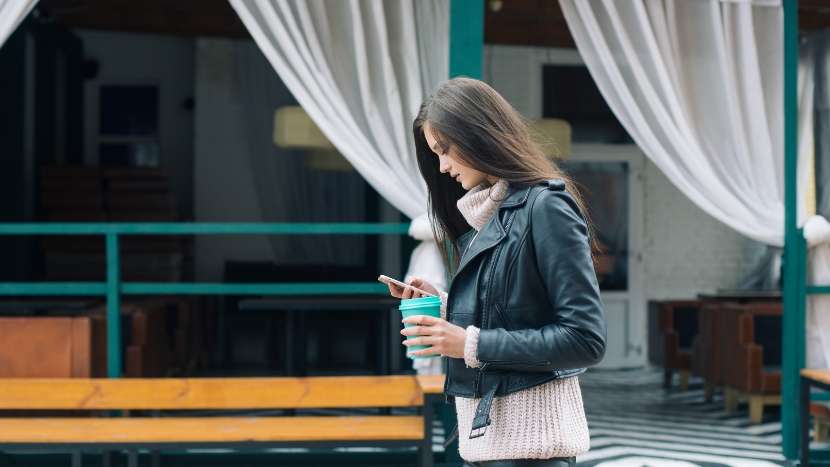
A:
[232,41,368,266]
[227,0,449,291]
[806,33,830,369]
[561,0,830,368]
[559,0,811,247]
[0,0,36,47]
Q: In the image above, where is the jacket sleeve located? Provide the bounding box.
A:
[475,189,607,372]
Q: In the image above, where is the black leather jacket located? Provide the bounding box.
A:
[443,179,606,440]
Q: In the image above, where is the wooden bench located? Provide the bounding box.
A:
[691,301,727,401]
[0,375,435,467]
[648,300,701,391]
[721,302,782,423]
[416,374,445,400]
[417,375,459,463]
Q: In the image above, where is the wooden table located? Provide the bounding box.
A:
[697,289,781,301]
[237,296,402,376]
[693,291,781,401]
[719,302,782,422]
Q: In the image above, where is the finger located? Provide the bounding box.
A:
[403,336,437,347]
[402,285,414,299]
[409,279,429,297]
[409,346,441,357]
[387,283,403,298]
[401,325,433,337]
[402,315,440,326]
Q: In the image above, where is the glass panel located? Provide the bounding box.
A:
[99,85,159,136]
[560,161,629,291]
[99,142,160,167]
[542,65,632,144]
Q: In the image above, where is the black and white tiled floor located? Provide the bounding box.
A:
[355,367,787,466]
[174,367,787,466]
[575,368,785,466]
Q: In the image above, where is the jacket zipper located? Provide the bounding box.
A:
[494,302,511,328]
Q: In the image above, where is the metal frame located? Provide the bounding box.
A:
[783,0,830,461]
[449,0,483,79]
[0,222,409,377]
[567,144,647,369]
[783,0,811,460]
[3,438,432,467]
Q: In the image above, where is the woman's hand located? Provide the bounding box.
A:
[386,276,440,299]
[401,314,466,359]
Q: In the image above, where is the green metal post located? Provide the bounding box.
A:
[782,0,804,459]
[443,2,484,465]
[449,0,484,79]
[106,234,122,378]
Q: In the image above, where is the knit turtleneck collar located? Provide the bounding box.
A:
[456,179,509,231]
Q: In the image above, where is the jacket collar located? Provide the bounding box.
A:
[452,184,534,279]
[497,183,534,210]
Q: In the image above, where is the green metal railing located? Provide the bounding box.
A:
[782,0,830,460]
[782,0,803,459]
[0,222,410,379]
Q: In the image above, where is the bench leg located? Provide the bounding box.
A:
[724,387,739,415]
[151,450,161,467]
[704,382,714,402]
[418,441,431,467]
[102,451,112,467]
[802,376,812,467]
[815,418,828,442]
[678,370,690,392]
[749,396,765,424]
[71,451,82,467]
[128,449,138,467]
[420,394,435,467]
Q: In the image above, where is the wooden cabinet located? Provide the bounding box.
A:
[0,316,105,377]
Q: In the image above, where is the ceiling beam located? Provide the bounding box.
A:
[37,0,250,38]
[36,0,830,46]
[484,0,830,47]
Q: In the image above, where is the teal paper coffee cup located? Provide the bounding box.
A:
[399,295,442,359]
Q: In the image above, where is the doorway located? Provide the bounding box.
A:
[564,144,646,369]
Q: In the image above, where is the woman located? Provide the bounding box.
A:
[387,77,606,467]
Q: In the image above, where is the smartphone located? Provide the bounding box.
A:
[378,275,436,297]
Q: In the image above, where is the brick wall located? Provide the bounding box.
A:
[641,161,764,299]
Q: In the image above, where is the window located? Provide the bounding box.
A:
[98,85,160,167]
[542,65,631,144]
[560,161,629,291]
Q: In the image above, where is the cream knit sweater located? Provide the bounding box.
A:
[439,180,590,462]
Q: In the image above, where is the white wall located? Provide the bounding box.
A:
[641,161,765,299]
[78,29,195,217]
[484,44,763,301]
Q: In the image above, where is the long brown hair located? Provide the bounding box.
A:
[413,77,597,272]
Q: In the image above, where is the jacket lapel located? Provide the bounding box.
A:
[454,184,534,277]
